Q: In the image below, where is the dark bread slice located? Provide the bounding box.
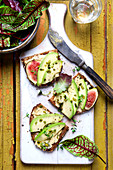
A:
[21,49,62,86]
[49,73,97,115]
[30,103,69,152]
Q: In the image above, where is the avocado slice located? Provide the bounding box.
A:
[42,60,63,85]
[53,92,74,119]
[30,113,63,132]
[62,98,74,119]
[75,78,87,110]
[37,52,59,86]
[34,122,65,141]
[68,79,79,115]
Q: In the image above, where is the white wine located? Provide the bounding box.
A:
[69,0,102,24]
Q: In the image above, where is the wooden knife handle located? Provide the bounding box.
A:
[84,66,113,99]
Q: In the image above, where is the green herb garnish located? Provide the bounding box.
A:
[24,112,29,118]
[78,94,83,103]
[71,119,81,133]
[72,66,80,73]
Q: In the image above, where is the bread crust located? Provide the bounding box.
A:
[30,103,52,124]
[30,103,69,152]
[21,49,58,67]
[73,73,93,89]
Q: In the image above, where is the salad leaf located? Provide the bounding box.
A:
[12,0,49,27]
[2,15,36,32]
[3,0,22,12]
[18,0,29,5]
[3,36,10,47]
[54,74,72,94]
[0,6,18,24]
[0,37,3,47]
[1,0,49,31]
[59,135,106,164]
[0,0,50,48]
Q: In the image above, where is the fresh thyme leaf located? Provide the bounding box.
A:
[76,66,80,71]
[60,145,64,150]
[72,118,77,123]
[71,119,80,133]
[78,94,83,103]
[24,112,29,118]
[57,145,59,151]
[72,129,76,133]
[72,68,75,73]
[72,66,80,73]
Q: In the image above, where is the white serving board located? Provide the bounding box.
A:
[20,3,95,164]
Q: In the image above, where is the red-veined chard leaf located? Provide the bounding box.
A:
[3,36,10,47]
[0,0,49,48]
[0,6,18,24]
[0,37,3,47]
[3,0,22,12]
[53,73,72,94]
[59,135,106,164]
[2,15,36,32]
[1,1,49,32]
[12,0,49,27]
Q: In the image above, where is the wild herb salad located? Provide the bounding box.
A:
[0,0,50,48]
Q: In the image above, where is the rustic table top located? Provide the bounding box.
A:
[0,0,113,169]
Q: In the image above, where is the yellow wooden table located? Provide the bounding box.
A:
[0,0,113,169]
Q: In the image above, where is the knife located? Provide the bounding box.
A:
[48,28,113,99]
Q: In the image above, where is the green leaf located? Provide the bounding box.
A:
[54,74,72,94]
[60,135,99,159]
[2,15,36,32]
[54,78,68,94]
[0,6,18,24]
[0,0,50,48]
[12,0,50,27]
[59,135,106,164]
[3,37,10,47]
[0,37,3,47]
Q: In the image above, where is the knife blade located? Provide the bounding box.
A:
[48,28,113,99]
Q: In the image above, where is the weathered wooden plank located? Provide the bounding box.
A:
[107,0,113,169]
[90,0,106,169]
[0,55,3,170]
[1,54,14,170]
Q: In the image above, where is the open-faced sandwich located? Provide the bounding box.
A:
[21,49,63,86]
[49,73,98,119]
[30,103,69,152]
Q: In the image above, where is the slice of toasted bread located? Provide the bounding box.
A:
[30,103,69,152]
[49,73,98,117]
[21,49,63,86]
